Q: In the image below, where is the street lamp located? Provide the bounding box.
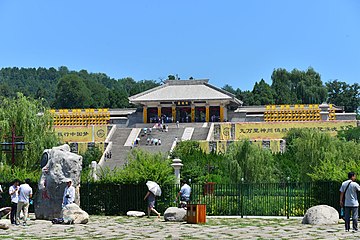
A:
[0,123,29,167]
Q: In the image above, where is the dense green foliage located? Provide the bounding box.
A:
[97,149,174,186]
[0,66,358,112]
[0,94,58,169]
[277,129,360,182]
[172,140,277,184]
[222,67,359,112]
[326,80,360,112]
[170,141,227,183]
[0,67,159,109]
[337,126,360,143]
[81,146,103,170]
[0,164,41,183]
[171,129,360,184]
[225,140,277,183]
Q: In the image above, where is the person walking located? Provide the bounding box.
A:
[9,179,20,225]
[144,191,160,218]
[63,179,75,206]
[16,179,33,226]
[340,172,360,232]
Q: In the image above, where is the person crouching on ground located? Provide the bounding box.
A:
[176,179,191,208]
[63,179,75,207]
[340,172,360,232]
[9,179,20,225]
[144,191,160,218]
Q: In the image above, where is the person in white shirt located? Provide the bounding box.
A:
[9,179,20,224]
[63,179,75,206]
[16,179,33,226]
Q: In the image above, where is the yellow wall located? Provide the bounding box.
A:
[230,121,357,140]
[54,125,107,143]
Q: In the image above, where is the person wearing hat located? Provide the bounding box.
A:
[62,179,75,206]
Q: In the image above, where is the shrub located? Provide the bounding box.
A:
[97,149,175,186]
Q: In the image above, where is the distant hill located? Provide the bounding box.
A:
[0,66,159,108]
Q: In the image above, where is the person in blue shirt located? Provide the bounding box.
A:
[176,179,191,208]
[340,172,360,232]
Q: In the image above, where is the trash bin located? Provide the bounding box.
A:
[187,204,206,224]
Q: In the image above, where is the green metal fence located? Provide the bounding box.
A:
[0,181,341,217]
[80,181,341,217]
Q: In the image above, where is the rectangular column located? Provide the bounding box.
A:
[191,105,195,122]
[143,106,147,123]
[172,105,176,122]
[220,104,224,122]
[205,105,209,122]
[157,106,161,118]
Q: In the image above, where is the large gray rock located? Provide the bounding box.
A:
[61,203,89,224]
[0,220,9,230]
[164,207,187,222]
[0,207,11,219]
[302,205,339,225]
[127,211,146,217]
[35,144,82,220]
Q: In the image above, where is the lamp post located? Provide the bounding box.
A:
[0,123,28,167]
[171,158,183,185]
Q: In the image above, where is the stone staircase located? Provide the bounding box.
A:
[101,128,132,170]
[136,128,184,154]
[124,128,141,146]
[191,127,210,140]
[181,127,194,141]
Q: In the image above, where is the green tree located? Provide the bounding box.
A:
[326,80,360,112]
[235,90,255,106]
[290,68,327,104]
[171,141,228,183]
[271,68,295,104]
[81,146,103,170]
[98,149,174,186]
[222,84,236,94]
[0,93,58,169]
[54,74,92,108]
[168,75,176,80]
[224,140,277,183]
[338,126,360,143]
[278,129,360,182]
[252,79,275,105]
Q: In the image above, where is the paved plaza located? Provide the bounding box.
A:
[0,215,356,239]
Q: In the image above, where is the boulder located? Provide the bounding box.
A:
[0,221,9,230]
[127,211,146,217]
[164,207,187,222]
[61,203,89,224]
[35,144,83,220]
[302,205,339,225]
[0,207,11,219]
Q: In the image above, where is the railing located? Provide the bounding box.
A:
[80,181,340,217]
[0,181,340,217]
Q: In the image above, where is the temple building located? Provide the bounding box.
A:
[129,79,242,123]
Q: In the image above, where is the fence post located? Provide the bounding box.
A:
[241,178,244,218]
[286,176,290,219]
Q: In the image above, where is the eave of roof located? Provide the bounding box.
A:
[129,79,243,105]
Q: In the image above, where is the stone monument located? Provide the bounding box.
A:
[35,144,83,220]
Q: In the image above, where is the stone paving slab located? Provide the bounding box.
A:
[0,215,358,239]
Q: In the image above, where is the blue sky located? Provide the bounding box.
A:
[0,0,359,90]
